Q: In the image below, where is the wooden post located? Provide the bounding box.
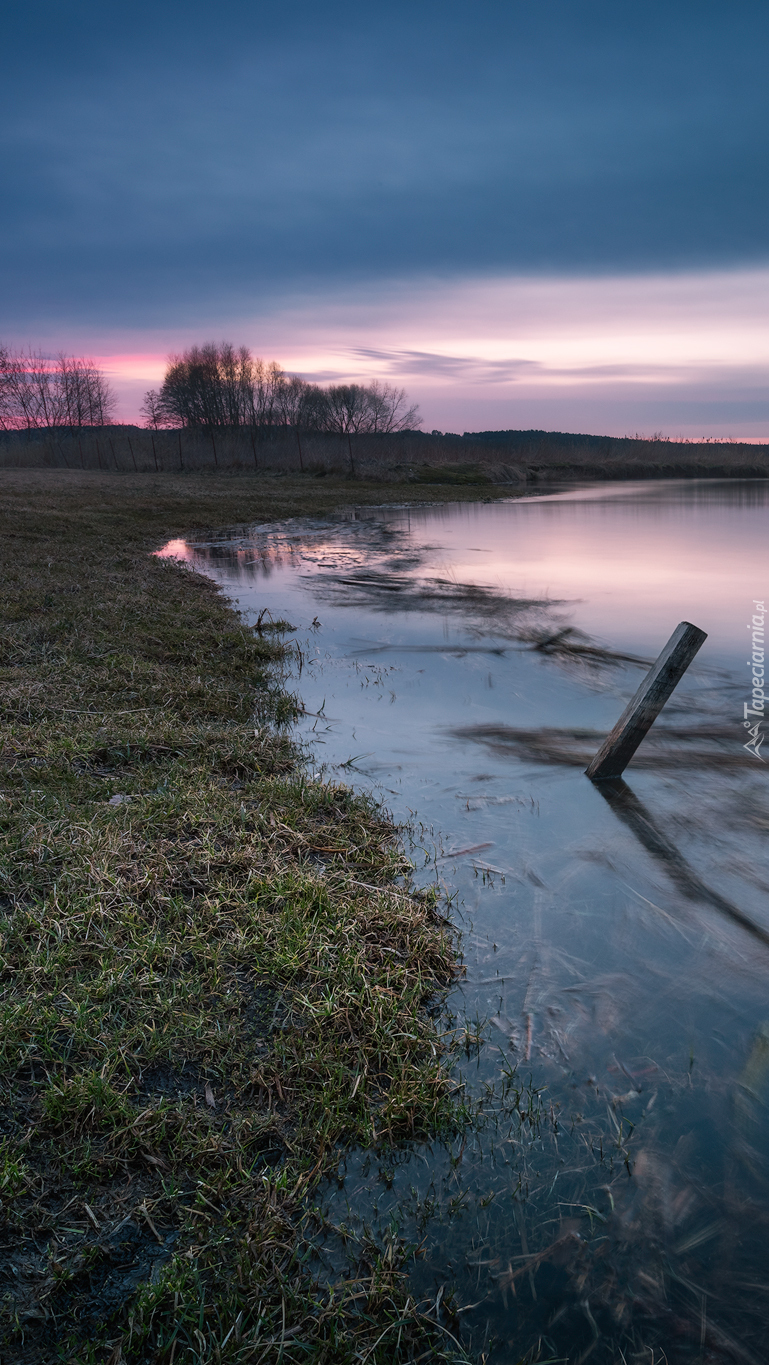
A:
[127,435,138,471]
[178,430,184,470]
[585,621,707,781]
[210,429,218,467]
[150,431,159,471]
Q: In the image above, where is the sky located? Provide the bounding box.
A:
[2,0,769,437]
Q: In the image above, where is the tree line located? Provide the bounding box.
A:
[0,345,116,430]
[0,340,420,437]
[142,342,420,435]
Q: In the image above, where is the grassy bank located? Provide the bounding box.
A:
[0,470,500,1364]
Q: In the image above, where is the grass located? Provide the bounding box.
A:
[409,464,492,486]
[0,469,506,1364]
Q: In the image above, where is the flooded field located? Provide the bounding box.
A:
[159,480,769,1363]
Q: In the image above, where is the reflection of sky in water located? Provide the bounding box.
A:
[158,480,769,1361]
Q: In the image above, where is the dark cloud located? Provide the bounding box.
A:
[342,349,769,389]
[348,349,541,383]
[1,1,768,331]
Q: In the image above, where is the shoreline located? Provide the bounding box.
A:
[0,469,487,1363]
[522,461,769,483]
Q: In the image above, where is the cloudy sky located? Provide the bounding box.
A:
[3,1,768,436]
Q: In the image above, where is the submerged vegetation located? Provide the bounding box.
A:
[0,469,501,1363]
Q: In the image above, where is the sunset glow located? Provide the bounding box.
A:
[78,267,769,439]
[154,538,193,561]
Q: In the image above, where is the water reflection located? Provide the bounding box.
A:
[594,776,769,949]
[158,479,769,1362]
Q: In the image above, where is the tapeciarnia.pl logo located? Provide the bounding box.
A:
[744,599,766,760]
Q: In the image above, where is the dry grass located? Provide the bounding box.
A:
[3,426,768,485]
[0,469,493,1363]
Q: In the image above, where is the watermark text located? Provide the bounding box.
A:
[744,599,766,759]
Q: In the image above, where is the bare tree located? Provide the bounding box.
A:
[140,389,167,429]
[151,343,285,429]
[0,345,24,429]
[253,359,288,427]
[56,354,115,426]
[0,345,9,430]
[273,375,328,429]
[0,347,58,428]
[0,344,115,429]
[142,343,421,448]
[364,380,420,433]
[272,373,304,427]
[157,345,223,427]
[322,384,373,435]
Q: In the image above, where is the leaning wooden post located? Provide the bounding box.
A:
[585,621,707,781]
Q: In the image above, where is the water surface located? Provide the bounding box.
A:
[160,480,769,1363]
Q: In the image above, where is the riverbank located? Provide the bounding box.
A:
[0,470,498,1363]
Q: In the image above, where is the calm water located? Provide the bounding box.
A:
[160,480,769,1363]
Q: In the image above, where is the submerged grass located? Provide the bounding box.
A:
[0,469,500,1364]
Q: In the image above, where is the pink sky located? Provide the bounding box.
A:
[44,266,769,439]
